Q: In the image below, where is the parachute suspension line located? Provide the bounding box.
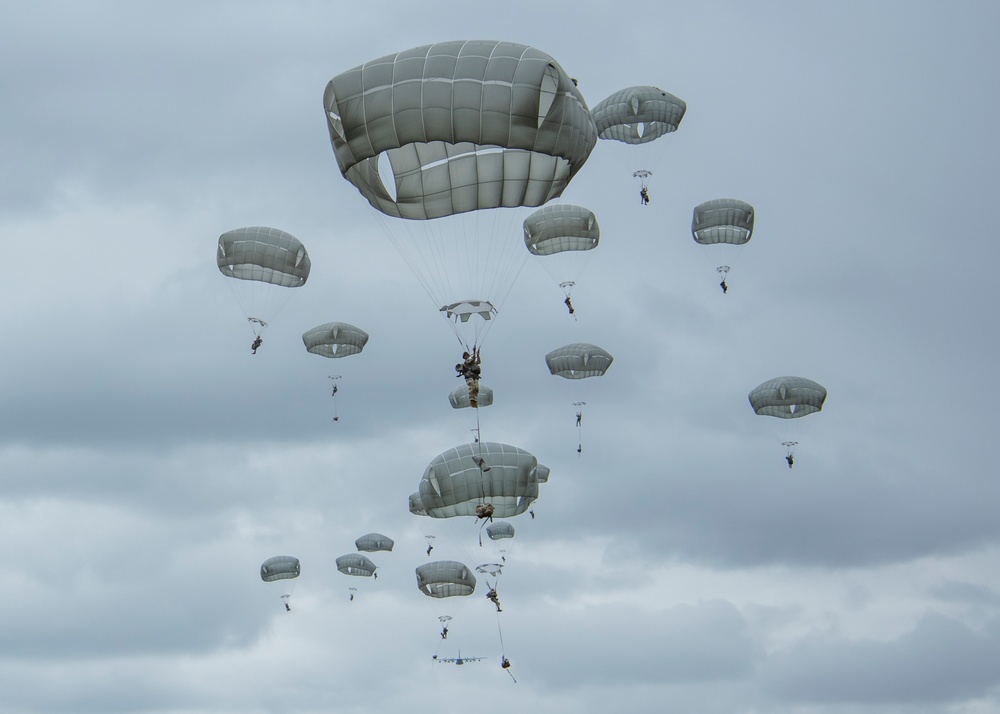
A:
[495,607,515,682]
[224,279,266,337]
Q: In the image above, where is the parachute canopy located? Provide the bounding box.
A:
[692,199,755,246]
[749,377,827,419]
[323,40,598,220]
[302,322,369,358]
[411,442,547,518]
[545,343,614,379]
[591,86,687,145]
[523,204,600,256]
[218,227,310,287]
[336,553,378,577]
[486,522,515,540]
[355,533,394,552]
[260,555,300,582]
[476,563,504,577]
[415,560,477,598]
[449,383,494,409]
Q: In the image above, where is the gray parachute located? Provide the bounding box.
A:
[692,199,755,246]
[545,343,614,379]
[260,555,301,582]
[323,41,598,220]
[410,442,548,518]
[415,560,477,598]
[355,533,394,552]
[486,522,515,540]
[748,377,827,418]
[591,86,686,145]
[218,227,310,287]
[523,204,600,256]
[302,322,369,358]
[449,383,494,409]
[336,553,378,577]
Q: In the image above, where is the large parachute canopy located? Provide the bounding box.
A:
[449,382,494,409]
[415,560,477,598]
[323,40,598,348]
[336,553,378,577]
[410,442,547,518]
[355,533,394,552]
[260,555,300,582]
[591,85,686,190]
[218,228,310,334]
[545,343,614,379]
[486,522,515,541]
[302,322,369,358]
[748,376,827,419]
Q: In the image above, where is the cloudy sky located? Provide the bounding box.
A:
[3,1,999,712]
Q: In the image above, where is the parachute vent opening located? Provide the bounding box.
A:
[636,122,647,139]
[377,153,398,203]
[327,110,346,143]
[630,96,640,115]
[537,65,559,128]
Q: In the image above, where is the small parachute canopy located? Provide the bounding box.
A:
[323,41,598,220]
[486,522,515,541]
[302,322,369,358]
[534,464,550,483]
[523,204,600,256]
[545,343,614,379]
[336,553,378,577]
[692,199,755,246]
[591,86,686,145]
[449,383,494,409]
[218,227,310,287]
[413,442,546,518]
[416,560,477,598]
[749,377,827,419]
[441,300,496,324]
[355,533,394,552]
[476,563,504,577]
[261,555,300,582]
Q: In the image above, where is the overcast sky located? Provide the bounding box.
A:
[2,2,1000,713]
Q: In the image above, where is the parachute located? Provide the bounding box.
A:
[323,40,598,349]
[260,555,301,582]
[523,204,600,311]
[748,376,827,418]
[449,382,494,409]
[486,522,515,541]
[545,343,614,379]
[691,199,755,289]
[591,86,686,192]
[336,553,378,577]
[476,563,504,577]
[217,227,310,337]
[415,560,477,598]
[302,322,369,358]
[302,322,368,420]
[260,555,300,611]
[749,376,827,464]
[410,442,547,519]
[355,533,394,552]
[546,344,613,453]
